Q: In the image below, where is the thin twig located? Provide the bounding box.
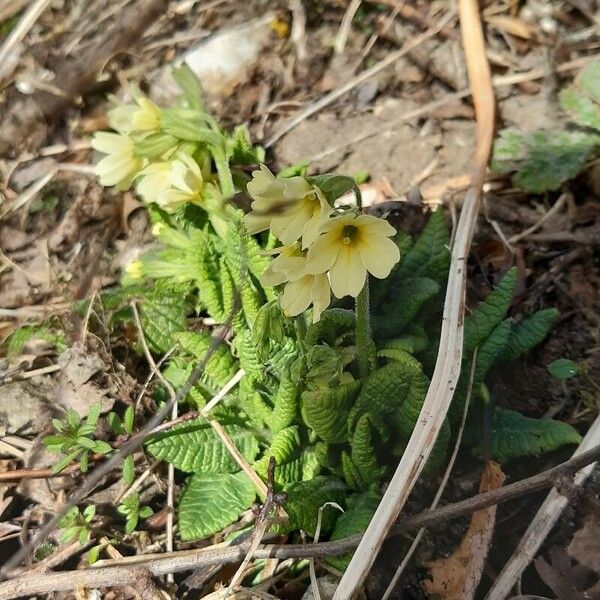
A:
[381,348,478,599]
[264,9,456,147]
[485,414,600,600]
[508,193,570,245]
[332,1,495,596]
[2,443,599,599]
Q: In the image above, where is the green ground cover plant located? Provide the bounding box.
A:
[25,66,583,564]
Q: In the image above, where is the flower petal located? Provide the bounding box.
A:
[357,236,400,279]
[355,214,396,237]
[305,231,340,274]
[310,274,331,322]
[280,276,313,316]
[329,247,366,298]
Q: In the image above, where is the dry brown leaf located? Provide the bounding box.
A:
[568,514,600,575]
[424,461,506,600]
[54,347,114,416]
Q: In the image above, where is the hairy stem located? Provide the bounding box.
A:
[355,278,373,379]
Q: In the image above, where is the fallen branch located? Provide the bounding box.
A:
[1,443,598,599]
[331,1,495,596]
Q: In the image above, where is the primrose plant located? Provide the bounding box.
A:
[73,67,585,559]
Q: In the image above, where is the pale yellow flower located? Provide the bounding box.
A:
[108,97,161,134]
[280,272,331,323]
[91,132,143,189]
[244,165,332,248]
[260,244,306,287]
[132,98,161,132]
[136,153,203,211]
[125,260,143,279]
[306,213,400,298]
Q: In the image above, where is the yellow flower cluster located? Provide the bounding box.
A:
[244,166,400,322]
[91,95,205,212]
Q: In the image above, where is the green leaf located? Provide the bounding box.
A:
[138,291,187,353]
[492,128,599,193]
[341,452,363,490]
[146,420,259,473]
[271,376,299,433]
[307,174,358,205]
[464,268,517,353]
[52,451,80,474]
[560,60,600,130]
[377,330,429,356]
[175,331,238,390]
[139,506,153,519]
[123,406,135,434]
[375,277,439,338]
[92,441,113,455]
[172,64,204,111]
[87,545,101,565]
[278,160,311,178]
[122,455,135,485]
[503,308,558,362]
[86,403,102,428]
[472,320,512,384]
[547,358,581,380]
[254,426,302,485]
[302,380,361,443]
[282,476,347,536]
[305,308,355,347]
[350,414,385,487]
[83,505,96,521]
[125,516,137,534]
[228,124,265,165]
[327,491,380,570]
[486,408,582,463]
[107,412,122,434]
[394,209,450,284]
[178,471,256,541]
[349,359,429,440]
[5,325,66,359]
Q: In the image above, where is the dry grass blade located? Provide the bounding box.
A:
[331,1,495,597]
[485,414,600,600]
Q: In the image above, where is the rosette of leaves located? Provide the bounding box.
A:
[85,206,582,548]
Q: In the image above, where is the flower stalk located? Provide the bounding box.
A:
[355,277,374,379]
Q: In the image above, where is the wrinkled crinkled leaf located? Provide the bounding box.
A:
[178,472,256,541]
[464,268,517,353]
[492,128,599,193]
[503,308,558,362]
[138,290,187,353]
[282,476,347,536]
[487,408,582,463]
[560,60,600,130]
[327,491,381,570]
[146,419,259,473]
